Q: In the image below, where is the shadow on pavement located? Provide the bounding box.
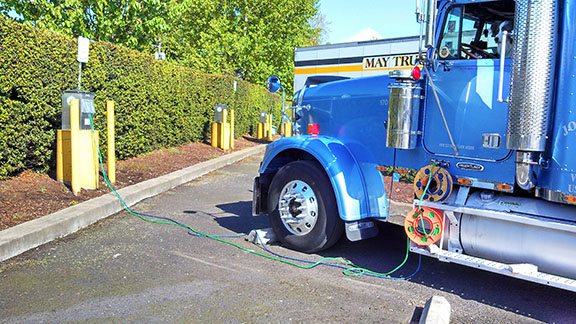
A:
[183,201,270,235]
[323,222,575,324]
[213,201,270,234]
[184,201,575,323]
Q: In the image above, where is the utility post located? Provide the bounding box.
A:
[153,38,166,60]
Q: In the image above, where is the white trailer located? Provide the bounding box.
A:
[293,36,420,92]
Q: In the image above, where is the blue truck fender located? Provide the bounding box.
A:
[258,135,389,222]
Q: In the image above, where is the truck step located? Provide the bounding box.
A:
[410,244,576,293]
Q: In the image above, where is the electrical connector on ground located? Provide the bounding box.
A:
[246,228,278,245]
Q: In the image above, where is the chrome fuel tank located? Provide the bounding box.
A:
[459,191,576,279]
[387,80,422,150]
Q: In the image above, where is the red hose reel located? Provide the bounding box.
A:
[404,206,443,246]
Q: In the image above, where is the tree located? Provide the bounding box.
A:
[165,0,321,94]
[0,0,171,50]
[307,10,330,46]
[1,0,324,93]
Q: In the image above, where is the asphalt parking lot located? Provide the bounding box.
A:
[1,154,575,323]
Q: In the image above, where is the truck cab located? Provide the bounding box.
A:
[253,0,576,292]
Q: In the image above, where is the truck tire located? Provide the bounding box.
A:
[268,160,343,253]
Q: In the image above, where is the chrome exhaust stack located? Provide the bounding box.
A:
[516,152,538,190]
[506,0,558,189]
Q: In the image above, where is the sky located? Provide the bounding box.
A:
[318,0,421,44]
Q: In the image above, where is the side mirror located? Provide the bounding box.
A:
[266,75,282,93]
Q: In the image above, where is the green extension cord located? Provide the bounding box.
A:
[88,115,412,278]
[417,162,439,238]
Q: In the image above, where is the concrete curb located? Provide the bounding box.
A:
[419,296,451,324]
[0,144,266,263]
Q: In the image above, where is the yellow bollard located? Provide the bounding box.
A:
[257,112,267,140]
[221,108,230,150]
[287,109,293,137]
[263,116,268,139]
[56,130,63,181]
[268,115,271,139]
[257,123,263,139]
[267,115,271,139]
[230,109,235,149]
[90,129,99,190]
[282,120,292,137]
[70,99,80,196]
[106,101,116,184]
[211,122,218,148]
[281,116,287,138]
[266,114,273,141]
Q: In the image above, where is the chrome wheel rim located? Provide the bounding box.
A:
[278,180,319,235]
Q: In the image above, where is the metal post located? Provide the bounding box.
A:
[78,62,82,90]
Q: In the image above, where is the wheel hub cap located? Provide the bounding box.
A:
[278,180,319,235]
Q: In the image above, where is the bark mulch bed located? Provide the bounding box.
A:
[0,135,415,232]
[0,136,266,231]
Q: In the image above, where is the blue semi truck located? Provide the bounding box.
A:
[253,0,576,291]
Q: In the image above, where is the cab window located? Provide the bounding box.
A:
[437,2,515,60]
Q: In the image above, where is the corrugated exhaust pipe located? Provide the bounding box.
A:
[507,0,558,151]
[507,0,558,189]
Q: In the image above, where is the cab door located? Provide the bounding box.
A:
[423,4,512,161]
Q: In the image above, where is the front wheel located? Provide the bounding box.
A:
[268,160,343,253]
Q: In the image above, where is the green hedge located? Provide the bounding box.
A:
[0,16,281,180]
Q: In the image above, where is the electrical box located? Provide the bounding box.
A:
[62,90,95,130]
[259,112,268,124]
[77,36,90,63]
[56,129,99,190]
[214,104,227,123]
